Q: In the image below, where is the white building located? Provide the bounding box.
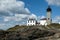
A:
[27,18,47,26]
[27,18,36,26]
[40,18,47,26]
[27,6,52,26]
[46,6,52,25]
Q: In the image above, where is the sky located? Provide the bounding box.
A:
[0,0,60,30]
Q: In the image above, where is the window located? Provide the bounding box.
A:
[48,18,50,20]
[28,20,29,23]
[33,21,34,23]
[30,20,32,23]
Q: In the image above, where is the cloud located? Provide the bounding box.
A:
[0,0,32,30]
[37,16,45,19]
[0,0,38,30]
[0,0,30,16]
[52,16,60,23]
[46,0,60,6]
[56,16,60,20]
[4,14,29,22]
[40,16,46,19]
[1,13,37,30]
[4,13,37,22]
[25,8,30,13]
[28,14,37,19]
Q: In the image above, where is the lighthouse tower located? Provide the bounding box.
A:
[46,6,52,25]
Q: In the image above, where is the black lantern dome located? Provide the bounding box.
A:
[47,6,51,12]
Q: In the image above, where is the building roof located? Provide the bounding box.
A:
[36,22,40,24]
[28,18,36,20]
[47,6,52,12]
[40,18,47,20]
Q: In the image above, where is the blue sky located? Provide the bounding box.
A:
[22,0,48,16]
[0,0,60,30]
[21,0,60,17]
[21,0,60,23]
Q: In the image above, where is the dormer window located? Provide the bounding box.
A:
[33,21,34,23]
[28,20,29,23]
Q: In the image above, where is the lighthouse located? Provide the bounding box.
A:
[46,6,52,25]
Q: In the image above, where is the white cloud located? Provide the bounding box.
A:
[0,24,5,27]
[0,0,24,9]
[37,16,46,21]
[25,8,30,13]
[0,0,30,16]
[4,14,29,22]
[0,0,32,30]
[0,23,15,30]
[52,16,60,23]
[0,0,31,22]
[0,24,6,30]
[56,16,60,20]
[40,16,46,19]
[0,0,38,30]
[4,13,37,22]
[4,17,10,22]
[46,0,60,6]
[28,14,37,19]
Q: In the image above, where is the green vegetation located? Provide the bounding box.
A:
[7,23,60,31]
[7,25,28,31]
[0,23,60,40]
[7,25,37,31]
[47,23,60,29]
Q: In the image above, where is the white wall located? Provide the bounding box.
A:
[27,20,36,26]
[47,12,51,25]
[40,20,47,26]
[27,20,48,26]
